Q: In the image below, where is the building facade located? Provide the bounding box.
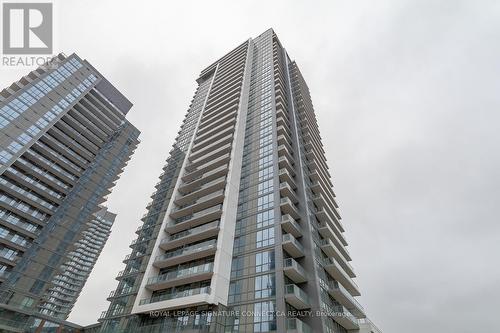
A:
[100,29,381,333]
[0,54,140,331]
[39,206,117,319]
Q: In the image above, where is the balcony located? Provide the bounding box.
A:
[321,257,360,296]
[276,116,289,130]
[166,204,223,234]
[326,280,366,319]
[276,107,288,121]
[115,269,139,280]
[161,220,220,251]
[175,176,227,206]
[153,239,217,268]
[318,220,343,248]
[189,133,233,162]
[139,286,211,306]
[318,231,354,277]
[194,118,236,145]
[284,284,310,309]
[283,258,307,283]
[178,164,228,194]
[99,307,132,320]
[277,135,293,153]
[107,286,138,300]
[307,158,331,184]
[188,144,232,171]
[281,214,301,238]
[280,198,300,220]
[315,207,346,246]
[330,305,359,330]
[277,130,291,146]
[313,193,342,226]
[191,125,233,152]
[145,262,213,291]
[358,318,383,333]
[170,190,225,219]
[198,111,236,137]
[316,210,347,247]
[278,156,295,175]
[286,318,311,333]
[183,154,231,180]
[282,234,304,258]
[277,132,292,149]
[310,180,339,214]
[280,185,298,206]
[279,169,296,189]
[278,144,293,161]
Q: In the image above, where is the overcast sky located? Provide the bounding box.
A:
[1,0,499,332]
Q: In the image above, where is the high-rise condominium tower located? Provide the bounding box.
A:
[0,54,140,331]
[38,206,117,319]
[100,29,381,333]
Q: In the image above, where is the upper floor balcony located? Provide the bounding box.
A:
[283,258,307,283]
[169,190,225,220]
[284,284,310,310]
[329,304,359,330]
[145,262,214,291]
[139,286,211,306]
[187,143,232,171]
[282,233,304,258]
[194,118,236,146]
[166,204,223,234]
[278,144,293,162]
[286,318,311,333]
[325,280,365,319]
[279,169,296,189]
[280,182,298,203]
[160,220,220,251]
[153,239,217,268]
[175,176,227,206]
[280,197,300,220]
[182,154,231,183]
[280,214,301,238]
[321,257,360,297]
[315,207,346,249]
[188,133,233,162]
[278,156,295,176]
[191,125,233,153]
[178,164,228,195]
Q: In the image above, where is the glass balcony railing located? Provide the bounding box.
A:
[147,263,214,286]
[284,258,306,277]
[162,221,219,244]
[173,190,224,211]
[286,318,312,333]
[283,234,304,252]
[173,204,222,224]
[325,279,364,313]
[139,286,211,305]
[285,284,309,304]
[155,239,217,263]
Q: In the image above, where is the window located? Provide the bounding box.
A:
[20,297,34,309]
[254,274,275,299]
[255,251,275,273]
[256,209,274,228]
[256,227,274,248]
[253,301,276,332]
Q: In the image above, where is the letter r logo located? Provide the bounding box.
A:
[2,2,53,54]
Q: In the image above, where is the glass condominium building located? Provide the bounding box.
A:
[100,29,381,333]
[38,206,117,319]
[0,54,140,331]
